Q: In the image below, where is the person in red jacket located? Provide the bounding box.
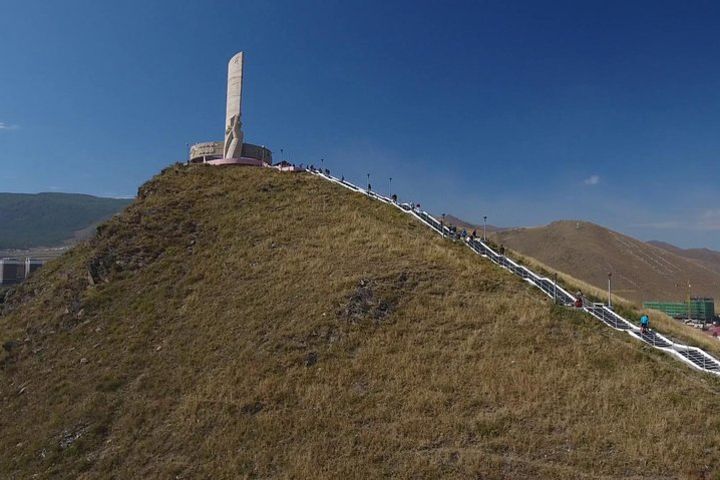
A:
[574,291,583,308]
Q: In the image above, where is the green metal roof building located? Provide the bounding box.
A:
[643,297,715,322]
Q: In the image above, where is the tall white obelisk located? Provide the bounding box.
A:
[224,52,244,159]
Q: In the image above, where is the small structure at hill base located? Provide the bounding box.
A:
[643,298,716,323]
[0,257,44,285]
[188,52,273,167]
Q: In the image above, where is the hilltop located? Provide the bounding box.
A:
[0,192,131,249]
[491,220,720,304]
[1,165,720,479]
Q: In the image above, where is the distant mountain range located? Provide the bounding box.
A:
[0,192,132,249]
[444,215,720,304]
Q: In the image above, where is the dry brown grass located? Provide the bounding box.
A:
[1,165,720,479]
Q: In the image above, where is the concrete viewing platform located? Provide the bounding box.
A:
[204,157,266,167]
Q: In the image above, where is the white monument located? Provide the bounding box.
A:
[224,51,244,159]
[189,51,271,166]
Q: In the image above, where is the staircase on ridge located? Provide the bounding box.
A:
[307,169,720,376]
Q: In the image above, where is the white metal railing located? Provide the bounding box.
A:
[306,169,720,376]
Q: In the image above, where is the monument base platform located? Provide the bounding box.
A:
[205,157,267,167]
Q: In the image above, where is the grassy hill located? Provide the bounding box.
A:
[491,221,720,304]
[0,192,131,249]
[1,165,720,479]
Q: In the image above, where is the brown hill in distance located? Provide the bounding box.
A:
[490,220,720,304]
[648,240,720,276]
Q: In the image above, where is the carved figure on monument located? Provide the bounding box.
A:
[224,114,242,159]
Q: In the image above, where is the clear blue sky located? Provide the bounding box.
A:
[1,1,719,248]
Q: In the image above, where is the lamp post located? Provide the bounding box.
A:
[367,173,371,191]
[607,272,613,309]
[483,216,487,241]
[321,158,324,172]
[389,177,392,198]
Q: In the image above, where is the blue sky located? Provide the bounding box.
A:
[1,1,719,248]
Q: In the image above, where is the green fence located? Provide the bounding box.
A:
[643,298,715,322]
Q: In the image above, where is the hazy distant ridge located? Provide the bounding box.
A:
[0,192,131,249]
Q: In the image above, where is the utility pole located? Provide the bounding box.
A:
[607,272,613,309]
[389,177,392,198]
[483,216,487,241]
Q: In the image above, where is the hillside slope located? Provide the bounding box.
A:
[1,166,720,479]
[0,192,131,249]
[649,240,720,276]
[492,221,720,304]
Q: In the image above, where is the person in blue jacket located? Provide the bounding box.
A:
[640,314,650,334]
